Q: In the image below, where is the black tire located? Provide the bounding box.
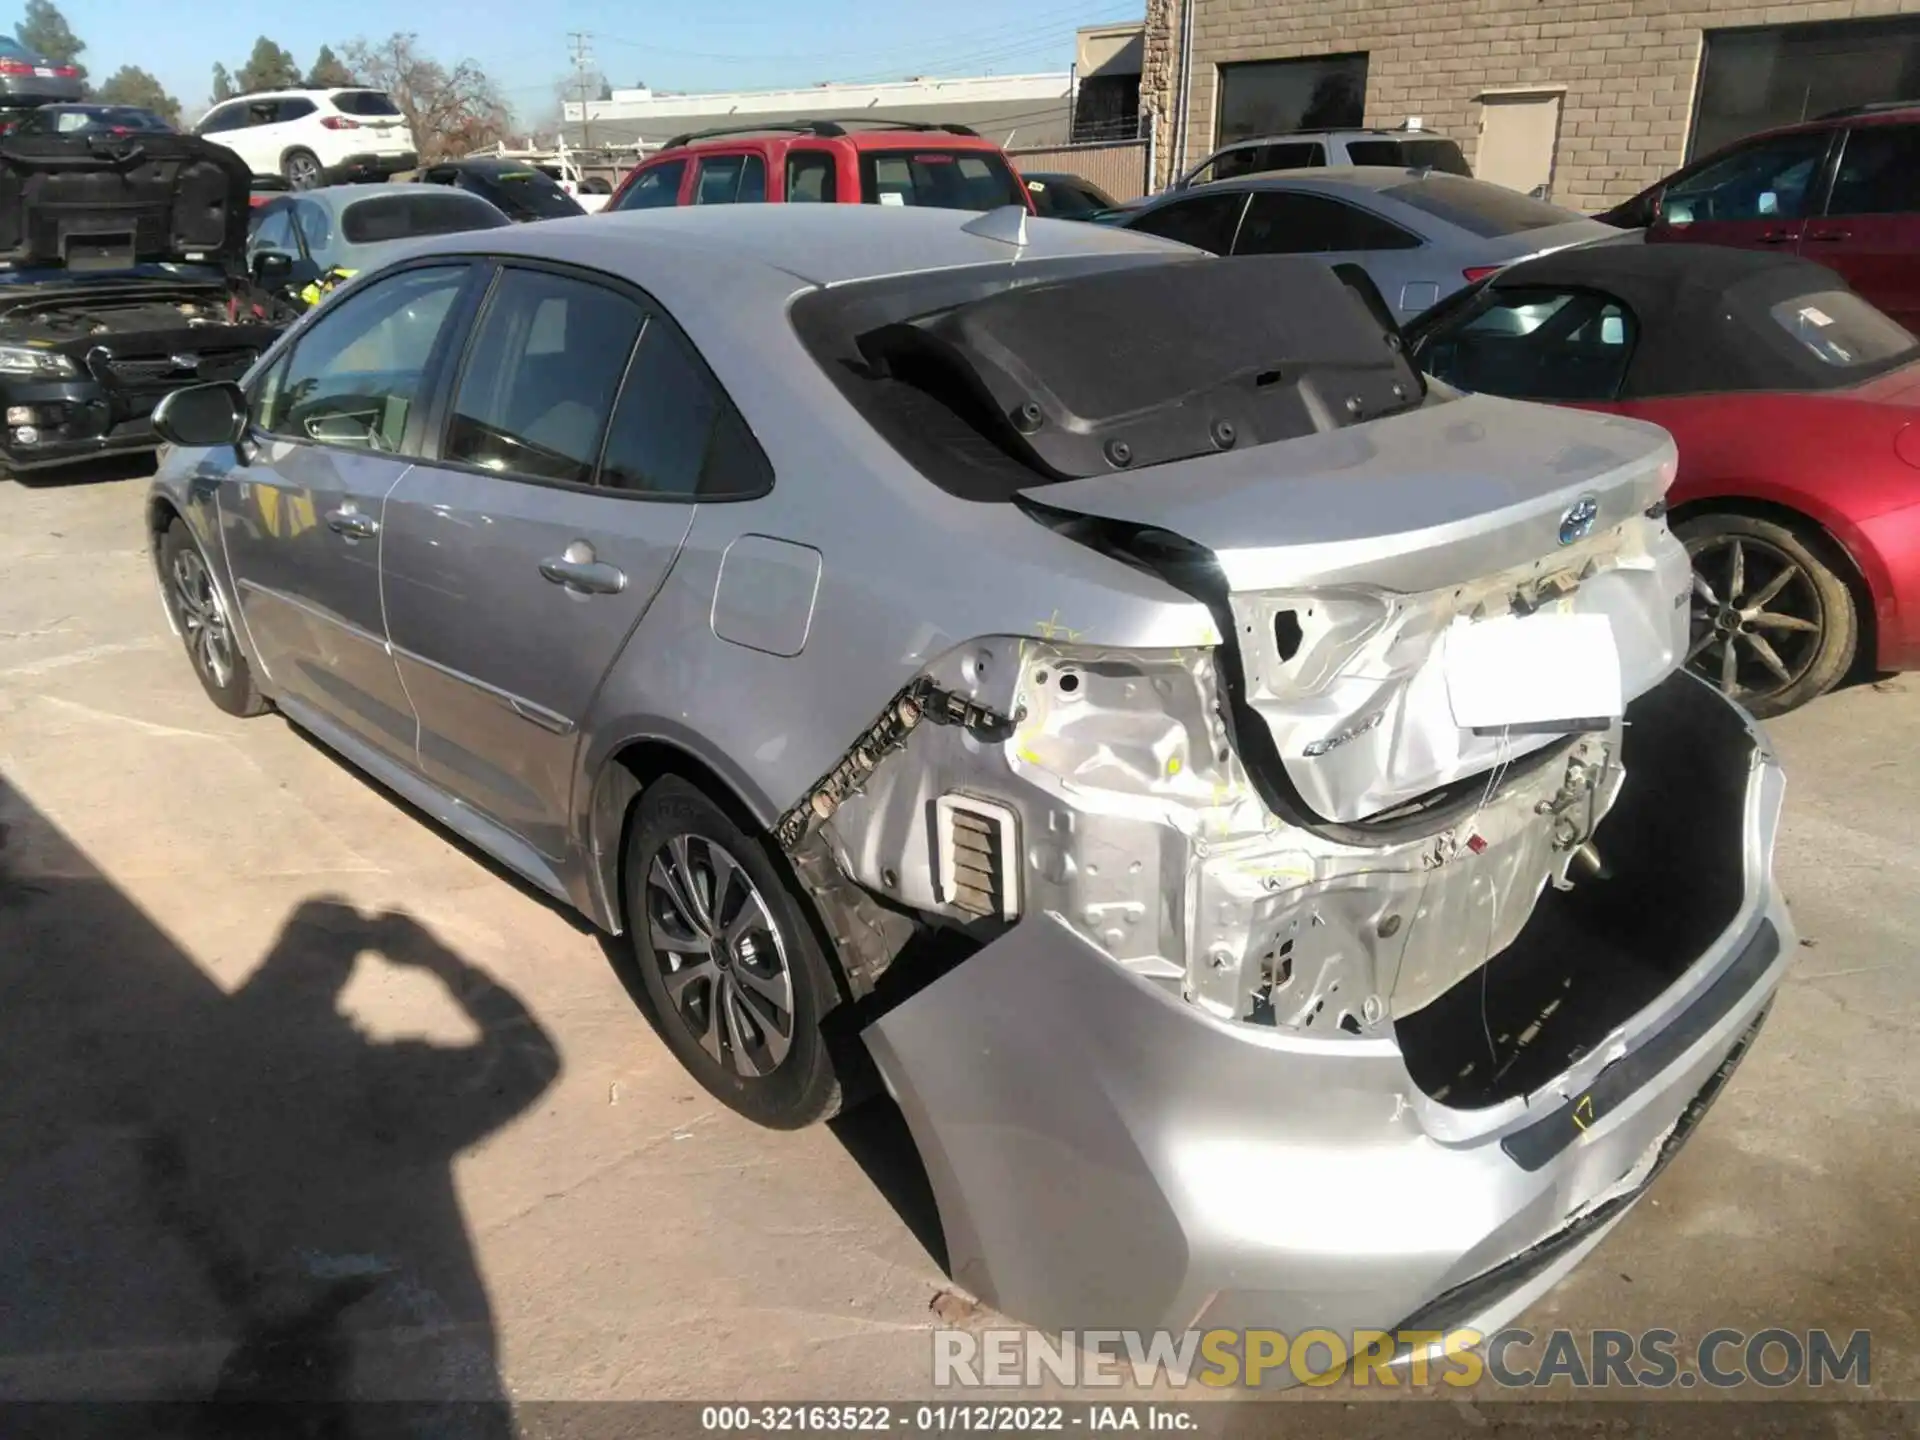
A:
[1674,511,1858,718]
[581,175,612,195]
[159,518,266,718]
[624,776,843,1129]
[282,148,324,191]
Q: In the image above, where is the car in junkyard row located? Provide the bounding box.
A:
[0,124,283,475]
[413,157,587,222]
[247,183,511,310]
[144,205,1791,1351]
[1115,168,1619,320]
[1406,239,1920,716]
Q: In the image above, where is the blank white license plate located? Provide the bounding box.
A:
[1443,611,1623,734]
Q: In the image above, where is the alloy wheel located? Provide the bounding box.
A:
[645,834,796,1079]
[288,154,321,189]
[1685,533,1823,704]
[170,547,235,690]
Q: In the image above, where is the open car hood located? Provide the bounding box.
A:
[0,130,252,272]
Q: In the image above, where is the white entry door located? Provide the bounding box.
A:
[1477,91,1563,198]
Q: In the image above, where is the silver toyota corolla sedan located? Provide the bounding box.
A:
[145,204,1791,1356]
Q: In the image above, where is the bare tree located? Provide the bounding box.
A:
[339,33,510,162]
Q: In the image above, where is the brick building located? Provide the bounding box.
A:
[1140,0,1920,210]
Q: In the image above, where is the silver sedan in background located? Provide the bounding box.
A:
[144,204,1788,1356]
[1113,166,1621,319]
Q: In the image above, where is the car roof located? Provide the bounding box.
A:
[304,182,455,208]
[403,203,1180,287]
[1209,129,1454,150]
[1187,164,1454,195]
[1471,242,1900,397]
[657,124,1005,155]
[1707,101,1920,147]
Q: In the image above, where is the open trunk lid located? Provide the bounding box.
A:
[0,130,251,272]
[1021,393,1691,824]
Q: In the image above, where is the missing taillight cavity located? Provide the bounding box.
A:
[1273,609,1303,663]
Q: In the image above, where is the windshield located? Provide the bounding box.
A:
[1345,137,1472,175]
[1764,289,1918,370]
[859,149,1026,211]
[475,168,583,219]
[1385,174,1581,237]
[341,193,510,244]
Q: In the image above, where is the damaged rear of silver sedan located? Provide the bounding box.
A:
[146,205,1790,1356]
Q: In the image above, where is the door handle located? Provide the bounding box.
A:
[1755,230,1796,245]
[1803,230,1852,243]
[325,507,378,539]
[540,542,626,595]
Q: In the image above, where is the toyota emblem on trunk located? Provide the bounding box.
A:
[1559,495,1599,545]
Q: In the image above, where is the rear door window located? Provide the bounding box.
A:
[859,150,1025,210]
[1825,124,1920,216]
[1345,137,1473,174]
[599,315,773,500]
[1204,142,1326,182]
[614,159,687,210]
[786,149,838,202]
[443,268,645,485]
[1124,192,1249,254]
[1384,174,1580,236]
[274,98,317,124]
[1235,191,1421,252]
[693,153,768,205]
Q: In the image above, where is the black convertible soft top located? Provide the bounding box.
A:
[1431,241,1919,397]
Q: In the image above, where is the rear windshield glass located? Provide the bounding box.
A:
[1385,174,1578,237]
[478,168,583,219]
[1345,137,1472,175]
[332,90,402,118]
[341,193,509,244]
[0,37,33,59]
[860,149,1025,211]
[1766,290,1917,369]
[36,106,169,134]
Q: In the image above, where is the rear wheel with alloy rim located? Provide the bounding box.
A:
[159,518,265,717]
[283,149,323,190]
[626,775,843,1128]
[1675,511,1857,718]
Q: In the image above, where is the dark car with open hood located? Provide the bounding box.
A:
[0,126,285,475]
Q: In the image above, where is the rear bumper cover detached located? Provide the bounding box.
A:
[862,677,1791,1344]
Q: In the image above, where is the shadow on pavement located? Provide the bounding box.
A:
[0,775,560,1436]
[7,452,158,490]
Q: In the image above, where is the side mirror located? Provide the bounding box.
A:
[252,250,294,284]
[152,382,248,448]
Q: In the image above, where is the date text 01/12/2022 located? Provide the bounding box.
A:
[700,1405,1198,1431]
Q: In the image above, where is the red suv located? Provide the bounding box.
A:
[604,119,1033,215]
[1600,102,1920,330]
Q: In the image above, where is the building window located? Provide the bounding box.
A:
[1073,74,1142,142]
[1693,16,1920,160]
[1216,52,1368,148]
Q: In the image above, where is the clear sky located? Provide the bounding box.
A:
[45,0,1137,125]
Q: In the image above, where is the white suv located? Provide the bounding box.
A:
[193,88,418,190]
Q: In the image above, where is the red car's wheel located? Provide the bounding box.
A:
[1675,512,1858,718]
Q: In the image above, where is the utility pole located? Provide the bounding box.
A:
[569,31,595,152]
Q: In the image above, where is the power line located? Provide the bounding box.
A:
[569,31,596,148]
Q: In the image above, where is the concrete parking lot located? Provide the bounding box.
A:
[0,464,1914,1415]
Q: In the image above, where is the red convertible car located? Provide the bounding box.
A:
[1406,240,1920,716]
